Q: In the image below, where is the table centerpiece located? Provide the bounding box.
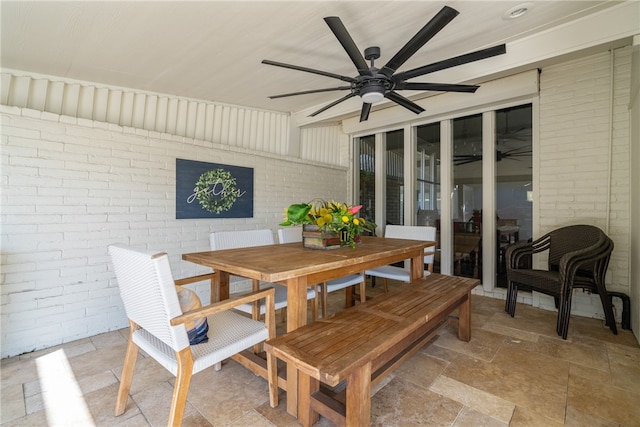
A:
[280,200,376,249]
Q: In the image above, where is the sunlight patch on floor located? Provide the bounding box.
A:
[35,349,95,426]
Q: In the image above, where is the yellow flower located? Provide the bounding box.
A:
[341,215,349,223]
[353,218,360,226]
[316,217,326,227]
[319,208,329,216]
[323,213,333,223]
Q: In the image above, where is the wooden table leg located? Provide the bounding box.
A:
[346,362,372,427]
[457,292,471,341]
[410,249,425,282]
[298,371,319,427]
[217,271,229,302]
[285,276,309,417]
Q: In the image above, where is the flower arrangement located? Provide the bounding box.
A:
[280,200,376,248]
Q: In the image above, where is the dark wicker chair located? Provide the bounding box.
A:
[505,224,616,339]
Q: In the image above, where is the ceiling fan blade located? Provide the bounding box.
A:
[268,86,352,99]
[324,17,370,76]
[360,103,372,122]
[262,59,356,83]
[380,6,459,77]
[385,91,425,115]
[393,44,506,82]
[396,82,479,93]
[309,93,356,117]
[455,159,481,166]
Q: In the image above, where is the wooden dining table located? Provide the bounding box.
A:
[182,235,435,416]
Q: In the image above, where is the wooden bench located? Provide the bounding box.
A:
[264,274,479,427]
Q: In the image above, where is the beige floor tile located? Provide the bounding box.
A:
[255,391,318,427]
[500,334,610,372]
[567,366,640,425]
[225,409,276,426]
[0,408,48,427]
[186,359,272,425]
[432,327,505,362]
[429,375,515,424]
[509,405,564,427]
[67,342,129,379]
[0,383,26,424]
[452,406,509,427]
[564,404,619,427]
[482,313,542,343]
[130,380,208,426]
[443,350,568,423]
[570,315,638,346]
[90,330,129,350]
[393,351,448,388]
[371,376,463,426]
[113,355,174,396]
[499,302,562,338]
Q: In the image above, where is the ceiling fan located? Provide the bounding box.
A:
[262,6,506,122]
[454,147,532,166]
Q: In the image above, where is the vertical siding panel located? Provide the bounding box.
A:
[8,75,30,108]
[220,106,230,144]
[131,93,146,128]
[165,98,179,135]
[155,96,168,133]
[184,100,197,139]
[212,105,223,143]
[62,83,80,117]
[106,90,122,124]
[175,99,189,137]
[194,102,206,141]
[27,78,48,111]
[235,108,245,147]
[93,87,109,122]
[143,95,158,131]
[204,104,215,142]
[45,81,65,115]
[77,85,95,120]
[249,110,258,149]
[0,73,11,105]
[228,107,238,146]
[119,92,134,127]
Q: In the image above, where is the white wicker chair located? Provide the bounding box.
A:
[278,227,365,317]
[210,229,317,320]
[108,244,277,426]
[365,225,436,292]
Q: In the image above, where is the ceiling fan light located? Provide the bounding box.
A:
[360,85,385,104]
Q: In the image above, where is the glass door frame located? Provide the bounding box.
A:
[352,99,537,292]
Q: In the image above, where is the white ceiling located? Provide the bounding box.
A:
[0,1,631,121]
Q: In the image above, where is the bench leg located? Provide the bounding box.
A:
[346,362,372,427]
[286,365,298,417]
[457,293,472,342]
[298,372,319,427]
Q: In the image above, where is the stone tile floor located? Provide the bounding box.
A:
[2,280,639,426]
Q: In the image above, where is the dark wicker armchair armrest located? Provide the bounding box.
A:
[558,235,611,292]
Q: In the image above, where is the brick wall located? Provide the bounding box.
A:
[534,47,631,315]
[0,107,349,358]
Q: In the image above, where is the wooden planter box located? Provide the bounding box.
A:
[302,225,360,250]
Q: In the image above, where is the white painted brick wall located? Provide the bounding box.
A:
[1,107,349,358]
[536,47,631,320]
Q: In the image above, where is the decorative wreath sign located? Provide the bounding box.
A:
[194,169,238,214]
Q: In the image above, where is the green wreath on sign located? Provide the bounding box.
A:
[194,169,238,214]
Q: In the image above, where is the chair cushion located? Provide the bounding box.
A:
[325,274,364,293]
[133,310,268,375]
[365,265,430,282]
[176,286,209,345]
